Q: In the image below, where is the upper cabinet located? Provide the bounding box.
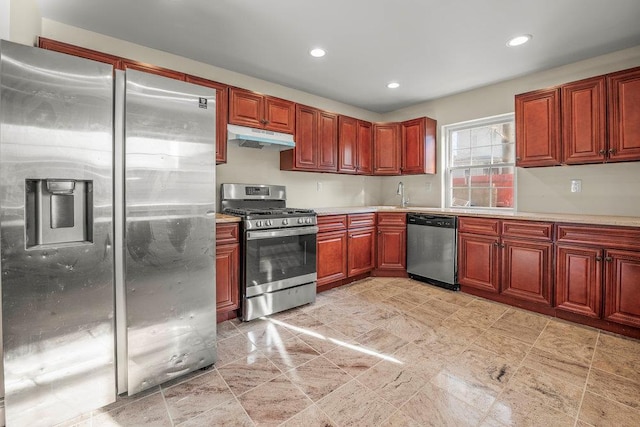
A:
[515,88,562,167]
[562,76,606,164]
[373,123,401,175]
[607,67,640,162]
[338,116,373,175]
[229,87,295,134]
[401,117,437,174]
[280,104,338,172]
[517,65,640,167]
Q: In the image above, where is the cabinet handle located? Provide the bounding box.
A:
[604,256,613,262]
[516,157,521,161]
[260,119,268,125]
[493,241,499,247]
[595,256,603,261]
[608,148,616,154]
[598,149,606,154]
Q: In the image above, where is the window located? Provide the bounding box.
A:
[444,113,515,209]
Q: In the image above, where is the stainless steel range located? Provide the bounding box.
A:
[221,184,317,321]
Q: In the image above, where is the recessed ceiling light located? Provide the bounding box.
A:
[310,48,326,58]
[507,34,532,47]
[387,82,400,89]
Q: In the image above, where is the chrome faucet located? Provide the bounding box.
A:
[397,181,408,207]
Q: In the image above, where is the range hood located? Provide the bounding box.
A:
[227,124,295,150]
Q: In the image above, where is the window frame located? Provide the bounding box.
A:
[442,113,516,211]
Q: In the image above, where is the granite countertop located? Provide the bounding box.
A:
[215,213,241,223]
[315,206,640,227]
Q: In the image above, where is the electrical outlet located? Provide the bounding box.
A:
[570,179,582,193]
[316,181,323,192]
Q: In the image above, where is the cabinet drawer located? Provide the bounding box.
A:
[348,213,376,229]
[502,220,553,241]
[216,223,239,245]
[556,224,640,250]
[458,217,500,236]
[318,215,348,232]
[377,212,406,226]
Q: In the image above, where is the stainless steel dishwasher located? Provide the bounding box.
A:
[406,213,459,290]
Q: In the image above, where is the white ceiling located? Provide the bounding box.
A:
[38,0,640,113]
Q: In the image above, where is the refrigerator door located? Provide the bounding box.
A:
[0,41,115,426]
[119,70,217,394]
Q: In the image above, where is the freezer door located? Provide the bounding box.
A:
[0,41,115,426]
[120,70,217,394]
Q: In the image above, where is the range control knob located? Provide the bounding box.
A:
[266,220,273,226]
[256,221,263,227]
[282,219,289,225]
[298,218,304,224]
[305,217,312,224]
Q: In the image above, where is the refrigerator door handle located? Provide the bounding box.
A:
[113,70,128,395]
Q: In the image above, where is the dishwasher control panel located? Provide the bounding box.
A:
[407,214,457,228]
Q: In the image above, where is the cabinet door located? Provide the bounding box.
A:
[377,227,406,271]
[338,116,358,173]
[373,123,401,175]
[216,243,240,316]
[264,96,295,134]
[604,249,640,328]
[348,227,376,276]
[458,233,500,292]
[401,117,437,174]
[294,105,318,170]
[185,75,229,164]
[607,67,640,162]
[501,238,552,305]
[317,231,348,286]
[317,111,338,172]
[515,88,562,167]
[357,120,373,175]
[229,88,264,128]
[555,245,602,318]
[562,76,606,164]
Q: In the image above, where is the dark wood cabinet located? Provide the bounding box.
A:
[555,224,640,329]
[607,66,640,162]
[317,231,348,287]
[375,213,407,275]
[281,105,338,172]
[373,123,401,175]
[458,217,553,306]
[348,226,376,276]
[556,244,602,318]
[338,116,373,175]
[216,223,240,322]
[515,88,562,167]
[229,87,295,134]
[185,75,229,164]
[401,117,437,174]
[562,76,607,164]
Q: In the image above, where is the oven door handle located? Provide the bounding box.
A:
[246,226,319,240]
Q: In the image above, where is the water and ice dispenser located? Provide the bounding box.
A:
[25,179,93,247]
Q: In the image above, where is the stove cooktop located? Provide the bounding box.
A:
[223,207,315,218]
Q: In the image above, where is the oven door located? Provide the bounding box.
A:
[244,225,318,297]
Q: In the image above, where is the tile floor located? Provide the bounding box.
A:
[63,277,640,426]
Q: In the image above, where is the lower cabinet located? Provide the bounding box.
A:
[375,213,407,275]
[555,224,640,328]
[216,223,240,322]
[317,213,376,290]
[458,217,553,307]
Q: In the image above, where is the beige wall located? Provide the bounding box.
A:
[381,45,640,216]
[8,0,40,45]
[28,18,640,215]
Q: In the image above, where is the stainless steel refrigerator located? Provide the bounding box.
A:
[0,40,217,426]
